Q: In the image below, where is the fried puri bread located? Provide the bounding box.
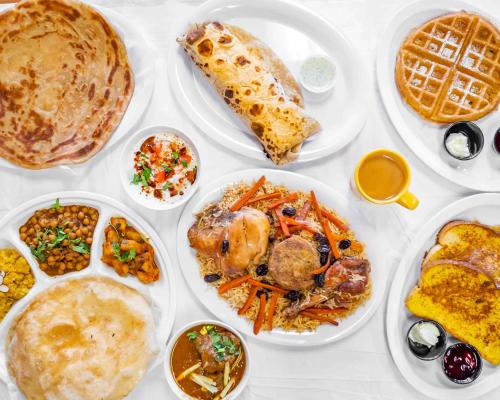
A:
[423,220,500,288]
[396,12,500,123]
[177,22,320,165]
[406,260,500,364]
[6,276,157,400]
[0,0,134,169]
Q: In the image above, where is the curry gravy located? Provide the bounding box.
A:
[170,324,246,400]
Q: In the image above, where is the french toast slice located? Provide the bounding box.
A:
[406,260,500,364]
[423,221,500,288]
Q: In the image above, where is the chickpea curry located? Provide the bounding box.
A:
[171,324,246,400]
[19,199,98,276]
[102,217,160,284]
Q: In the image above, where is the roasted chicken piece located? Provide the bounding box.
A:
[284,257,370,318]
[102,217,160,284]
[188,206,270,277]
[268,236,319,290]
[194,331,241,373]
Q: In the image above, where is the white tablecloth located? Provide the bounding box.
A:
[0,0,499,399]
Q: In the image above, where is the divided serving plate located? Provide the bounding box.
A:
[177,169,388,346]
[169,0,368,164]
[0,4,156,172]
[377,0,500,191]
[386,193,500,400]
[0,192,176,399]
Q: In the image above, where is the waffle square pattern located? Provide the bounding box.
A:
[396,12,500,123]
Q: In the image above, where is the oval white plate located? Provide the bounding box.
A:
[0,192,176,400]
[377,0,500,192]
[0,4,156,171]
[169,0,368,164]
[177,169,387,346]
[386,193,500,400]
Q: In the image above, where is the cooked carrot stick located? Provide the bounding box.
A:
[311,264,329,275]
[283,216,301,226]
[310,191,340,258]
[288,225,319,235]
[218,274,251,294]
[322,220,341,259]
[266,292,279,331]
[309,191,323,223]
[229,176,266,211]
[321,208,349,232]
[274,208,290,237]
[350,241,364,252]
[300,311,339,326]
[267,193,299,209]
[238,285,259,315]
[303,307,347,315]
[248,278,288,294]
[254,293,267,335]
[246,192,281,205]
[296,201,311,220]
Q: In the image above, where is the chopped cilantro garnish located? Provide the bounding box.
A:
[162,181,172,191]
[112,242,137,262]
[50,198,61,210]
[47,226,69,249]
[132,174,141,185]
[71,242,90,254]
[171,151,179,163]
[187,331,198,341]
[181,160,188,168]
[207,329,238,362]
[131,165,152,188]
[30,242,47,262]
[161,164,172,173]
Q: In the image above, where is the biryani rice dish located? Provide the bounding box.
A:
[189,178,371,333]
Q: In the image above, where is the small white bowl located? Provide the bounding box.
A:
[119,125,201,211]
[299,54,337,94]
[164,320,251,400]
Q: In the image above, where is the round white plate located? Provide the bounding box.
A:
[0,4,156,171]
[177,169,387,346]
[0,192,176,400]
[169,0,368,164]
[386,193,500,400]
[377,0,500,192]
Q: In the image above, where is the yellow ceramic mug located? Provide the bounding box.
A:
[354,149,419,210]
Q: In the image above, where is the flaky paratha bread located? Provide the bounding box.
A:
[178,22,321,165]
[0,0,133,169]
[396,12,500,123]
[6,276,157,400]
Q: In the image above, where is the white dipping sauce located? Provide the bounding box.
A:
[445,131,471,159]
[299,56,336,93]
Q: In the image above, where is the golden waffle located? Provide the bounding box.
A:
[396,12,500,123]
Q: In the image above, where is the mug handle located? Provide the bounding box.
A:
[396,191,419,210]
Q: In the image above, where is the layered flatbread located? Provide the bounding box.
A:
[0,0,133,169]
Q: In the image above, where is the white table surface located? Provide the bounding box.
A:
[0,0,499,399]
